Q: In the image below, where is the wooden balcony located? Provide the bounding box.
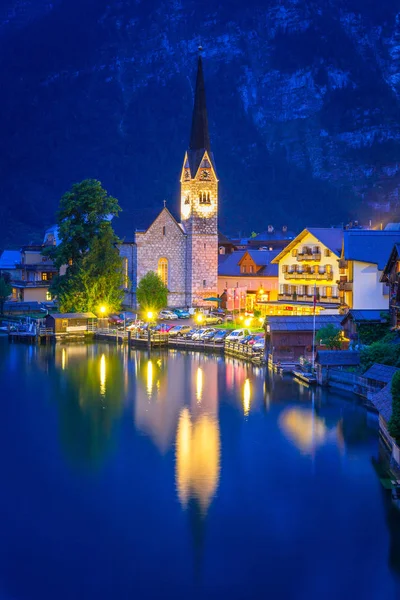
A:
[278,294,340,304]
[297,252,321,262]
[338,281,353,291]
[284,272,333,281]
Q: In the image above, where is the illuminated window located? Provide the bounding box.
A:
[68,258,73,266]
[199,192,211,204]
[158,258,168,286]
[41,272,48,281]
[123,257,129,289]
[46,291,52,301]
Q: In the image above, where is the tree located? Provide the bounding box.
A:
[136,271,168,313]
[48,179,121,271]
[0,274,12,314]
[389,372,400,441]
[316,323,342,350]
[48,180,124,313]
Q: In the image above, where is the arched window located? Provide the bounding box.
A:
[158,258,168,287]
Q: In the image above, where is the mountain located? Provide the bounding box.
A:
[0,0,400,247]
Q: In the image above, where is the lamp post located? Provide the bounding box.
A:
[196,313,204,329]
[146,310,154,349]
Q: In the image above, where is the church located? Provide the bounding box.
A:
[120,54,219,309]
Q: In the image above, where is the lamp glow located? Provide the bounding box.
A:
[147,311,154,321]
[243,378,251,416]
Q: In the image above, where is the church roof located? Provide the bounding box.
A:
[187,54,216,177]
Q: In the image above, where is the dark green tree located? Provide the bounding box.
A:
[47,180,123,313]
[389,372,400,441]
[136,271,168,313]
[316,323,342,350]
[0,274,12,315]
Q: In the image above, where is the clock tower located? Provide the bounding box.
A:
[181,52,218,306]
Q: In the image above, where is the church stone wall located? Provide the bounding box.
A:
[135,210,187,308]
[119,242,137,309]
[187,233,218,305]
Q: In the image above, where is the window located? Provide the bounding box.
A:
[241,266,246,274]
[249,265,254,273]
[203,279,207,288]
[158,258,168,286]
[204,243,206,249]
[199,191,211,204]
[123,257,129,289]
[292,249,298,257]
[324,249,331,257]
[46,291,52,301]
[68,258,73,266]
[162,226,166,236]
[282,265,288,273]
[41,272,48,281]
[184,195,190,205]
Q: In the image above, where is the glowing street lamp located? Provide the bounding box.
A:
[99,305,107,316]
[147,311,154,321]
[196,313,204,328]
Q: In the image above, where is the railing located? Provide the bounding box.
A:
[11,280,50,288]
[38,327,54,336]
[278,294,340,304]
[284,272,333,281]
[338,281,353,291]
[297,252,321,261]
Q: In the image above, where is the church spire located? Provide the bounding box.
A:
[189,49,211,153]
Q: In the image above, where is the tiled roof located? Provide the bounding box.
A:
[342,309,389,324]
[218,250,279,277]
[49,313,97,319]
[268,315,342,332]
[371,383,393,423]
[307,228,344,254]
[363,363,400,383]
[316,350,360,366]
[0,250,21,269]
[343,230,400,270]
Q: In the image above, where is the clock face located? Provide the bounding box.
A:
[200,169,211,180]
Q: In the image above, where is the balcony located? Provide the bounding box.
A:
[12,280,51,288]
[278,294,340,304]
[338,281,353,291]
[297,252,321,262]
[284,272,333,281]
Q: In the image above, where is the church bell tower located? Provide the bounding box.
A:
[180,51,218,306]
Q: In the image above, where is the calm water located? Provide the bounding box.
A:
[1,339,400,600]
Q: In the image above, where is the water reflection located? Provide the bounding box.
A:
[280,407,332,455]
[176,408,220,515]
[196,367,203,403]
[52,345,124,466]
[243,378,251,416]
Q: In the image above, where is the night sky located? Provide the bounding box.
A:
[1,0,400,248]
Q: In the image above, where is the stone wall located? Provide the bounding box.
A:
[186,233,218,305]
[135,209,187,308]
[119,242,136,308]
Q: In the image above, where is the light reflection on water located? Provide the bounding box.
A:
[3,341,400,599]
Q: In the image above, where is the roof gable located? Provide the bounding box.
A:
[272,228,343,263]
[135,207,185,238]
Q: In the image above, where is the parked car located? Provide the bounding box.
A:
[173,309,190,319]
[204,314,224,324]
[252,338,265,352]
[183,328,198,339]
[192,328,208,340]
[212,330,229,344]
[225,329,251,342]
[158,309,177,320]
[200,328,218,340]
[168,325,192,337]
[240,334,256,345]
[152,323,174,332]
[248,333,265,346]
[108,314,124,325]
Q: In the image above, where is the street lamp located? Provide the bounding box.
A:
[147,310,154,321]
[99,305,106,315]
[196,313,204,328]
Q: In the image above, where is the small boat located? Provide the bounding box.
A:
[292,370,317,385]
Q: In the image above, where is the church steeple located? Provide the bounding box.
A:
[189,52,211,153]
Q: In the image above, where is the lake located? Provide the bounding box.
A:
[0,339,400,600]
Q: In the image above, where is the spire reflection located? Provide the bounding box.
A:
[176,407,220,515]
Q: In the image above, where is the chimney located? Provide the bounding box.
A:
[267,225,274,233]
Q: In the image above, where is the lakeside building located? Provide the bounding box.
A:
[218,249,279,311]
[339,230,400,310]
[0,227,58,303]
[257,228,344,316]
[381,244,400,329]
[120,54,218,309]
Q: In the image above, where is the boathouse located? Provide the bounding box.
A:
[45,313,97,334]
[315,350,360,386]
